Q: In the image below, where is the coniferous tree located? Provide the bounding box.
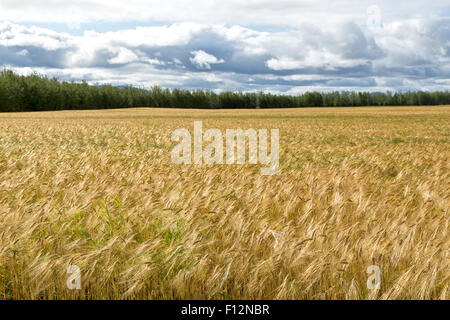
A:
[1,69,449,111]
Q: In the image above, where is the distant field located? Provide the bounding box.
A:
[0,106,448,299]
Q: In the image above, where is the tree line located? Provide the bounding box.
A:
[1,69,449,112]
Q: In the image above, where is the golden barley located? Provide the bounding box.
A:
[0,106,448,300]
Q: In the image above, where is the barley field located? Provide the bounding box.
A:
[0,106,448,300]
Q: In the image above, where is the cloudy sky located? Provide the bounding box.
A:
[1,0,449,93]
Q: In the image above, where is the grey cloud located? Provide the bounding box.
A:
[338,23,384,60]
[0,45,71,68]
[1,17,450,92]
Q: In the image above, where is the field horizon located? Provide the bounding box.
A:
[1,105,449,117]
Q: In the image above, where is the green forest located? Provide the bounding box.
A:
[1,69,449,111]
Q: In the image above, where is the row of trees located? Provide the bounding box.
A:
[1,70,450,112]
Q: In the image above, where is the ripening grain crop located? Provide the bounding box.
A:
[0,106,448,299]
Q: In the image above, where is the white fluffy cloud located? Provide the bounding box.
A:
[1,1,449,92]
[190,50,224,69]
[0,0,448,27]
[107,48,139,64]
